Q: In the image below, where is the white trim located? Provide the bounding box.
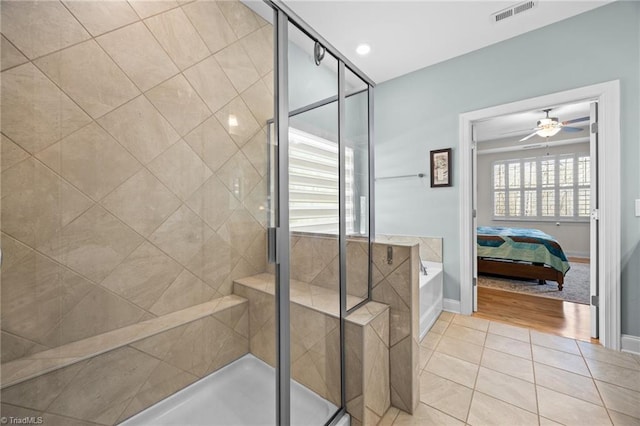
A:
[443,298,461,314]
[459,81,621,350]
[621,334,640,356]
[477,136,589,155]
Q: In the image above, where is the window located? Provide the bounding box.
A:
[289,128,355,234]
[492,153,590,221]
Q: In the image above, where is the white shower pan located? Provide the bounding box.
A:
[121,354,338,426]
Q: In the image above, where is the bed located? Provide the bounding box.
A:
[476,226,571,290]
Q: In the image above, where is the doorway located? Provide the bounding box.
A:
[471,100,596,341]
[458,81,621,350]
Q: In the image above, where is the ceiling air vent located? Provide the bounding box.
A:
[492,1,537,23]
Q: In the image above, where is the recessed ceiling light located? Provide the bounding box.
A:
[356,43,371,56]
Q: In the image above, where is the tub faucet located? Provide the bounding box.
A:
[420,262,428,276]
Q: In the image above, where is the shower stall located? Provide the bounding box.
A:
[0,0,375,425]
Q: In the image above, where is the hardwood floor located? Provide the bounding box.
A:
[474,286,595,342]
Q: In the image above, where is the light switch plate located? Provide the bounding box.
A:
[636,199,640,217]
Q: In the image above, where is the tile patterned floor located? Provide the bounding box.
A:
[378,313,640,426]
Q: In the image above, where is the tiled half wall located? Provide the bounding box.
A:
[1,0,273,361]
[0,296,249,425]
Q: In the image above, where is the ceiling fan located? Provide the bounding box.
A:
[519,108,589,141]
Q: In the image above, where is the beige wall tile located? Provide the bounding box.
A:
[1,134,30,171]
[100,242,183,310]
[38,205,143,283]
[149,269,219,315]
[36,123,141,201]
[1,1,90,59]
[206,327,248,374]
[216,150,261,201]
[163,317,228,376]
[389,336,417,410]
[214,97,260,147]
[185,116,239,172]
[372,279,410,346]
[217,0,262,39]
[149,204,215,265]
[537,386,612,426]
[185,233,236,291]
[2,157,93,248]
[1,361,87,411]
[184,56,238,113]
[467,392,538,426]
[101,169,181,237]
[47,347,158,424]
[97,22,178,92]
[186,175,240,231]
[130,324,188,359]
[1,332,48,363]
[1,63,92,153]
[242,230,267,272]
[217,209,263,254]
[240,79,272,126]
[607,410,640,426]
[372,242,411,277]
[144,8,210,70]
[182,1,237,54]
[146,75,211,136]
[36,40,140,118]
[148,140,212,200]
[41,285,146,347]
[242,177,269,228]
[118,361,198,422]
[1,36,28,71]
[241,129,268,177]
[64,1,138,36]
[128,0,178,19]
[215,42,259,93]
[98,95,179,164]
[1,234,32,272]
[239,26,273,77]
[419,371,473,421]
[1,250,94,345]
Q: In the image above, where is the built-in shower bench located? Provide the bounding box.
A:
[234,273,391,425]
[1,295,249,425]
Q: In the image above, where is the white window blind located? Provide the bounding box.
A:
[289,128,355,234]
[492,153,590,221]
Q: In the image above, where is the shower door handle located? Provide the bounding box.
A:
[267,227,278,264]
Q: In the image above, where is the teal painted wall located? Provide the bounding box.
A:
[375,2,640,336]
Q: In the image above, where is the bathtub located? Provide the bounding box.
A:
[419,260,444,341]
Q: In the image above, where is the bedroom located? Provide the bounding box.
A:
[473,101,594,340]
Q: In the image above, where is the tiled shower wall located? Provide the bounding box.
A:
[1,0,273,361]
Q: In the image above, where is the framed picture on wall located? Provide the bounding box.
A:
[430,148,452,187]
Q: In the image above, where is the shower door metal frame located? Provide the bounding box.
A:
[269,1,376,424]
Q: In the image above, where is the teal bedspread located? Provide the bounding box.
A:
[477,226,570,275]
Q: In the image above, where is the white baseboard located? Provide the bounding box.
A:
[621,334,640,355]
[443,298,461,314]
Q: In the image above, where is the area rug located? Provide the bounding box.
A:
[477,262,590,305]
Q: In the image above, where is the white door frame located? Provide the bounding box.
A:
[458,81,621,350]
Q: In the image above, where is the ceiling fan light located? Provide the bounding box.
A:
[536,126,562,137]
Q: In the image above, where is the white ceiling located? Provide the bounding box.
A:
[474,100,592,142]
[278,0,613,83]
